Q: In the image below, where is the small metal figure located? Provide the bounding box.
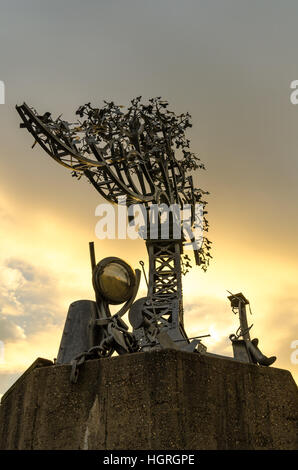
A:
[228,292,276,366]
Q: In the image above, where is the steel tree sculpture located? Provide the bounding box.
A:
[16,97,212,354]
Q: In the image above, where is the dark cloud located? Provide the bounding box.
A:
[0,257,64,336]
[6,259,35,282]
[0,316,25,342]
[0,257,67,395]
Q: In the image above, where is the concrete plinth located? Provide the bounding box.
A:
[0,350,297,450]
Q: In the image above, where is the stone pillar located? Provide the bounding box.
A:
[0,350,297,450]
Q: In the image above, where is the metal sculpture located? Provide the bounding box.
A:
[228,292,276,366]
[16,97,278,383]
[16,97,212,360]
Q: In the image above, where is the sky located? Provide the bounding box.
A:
[0,0,297,396]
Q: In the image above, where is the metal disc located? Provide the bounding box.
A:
[128,297,147,329]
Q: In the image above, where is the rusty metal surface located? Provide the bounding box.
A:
[56,300,102,365]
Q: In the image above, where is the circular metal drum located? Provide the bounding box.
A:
[92,257,136,304]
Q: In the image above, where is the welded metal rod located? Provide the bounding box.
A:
[173,334,211,342]
[89,241,96,273]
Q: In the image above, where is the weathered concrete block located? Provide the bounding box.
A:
[0,350,297,450]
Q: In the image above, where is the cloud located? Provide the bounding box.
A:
[0,193,107,395]
[0,373,21,396]
[0,257,66,385]
[0,257,67,383]
[0,316,26,342]
[256,290,298,380]
[0,324,61,376]
[184,289,298,384]
[6,259,36,281]
[184,295,239,357]
[0,258,63,333]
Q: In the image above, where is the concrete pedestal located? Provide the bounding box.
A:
[0,350,297,450]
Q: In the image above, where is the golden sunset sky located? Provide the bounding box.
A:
[0,0,297,395]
